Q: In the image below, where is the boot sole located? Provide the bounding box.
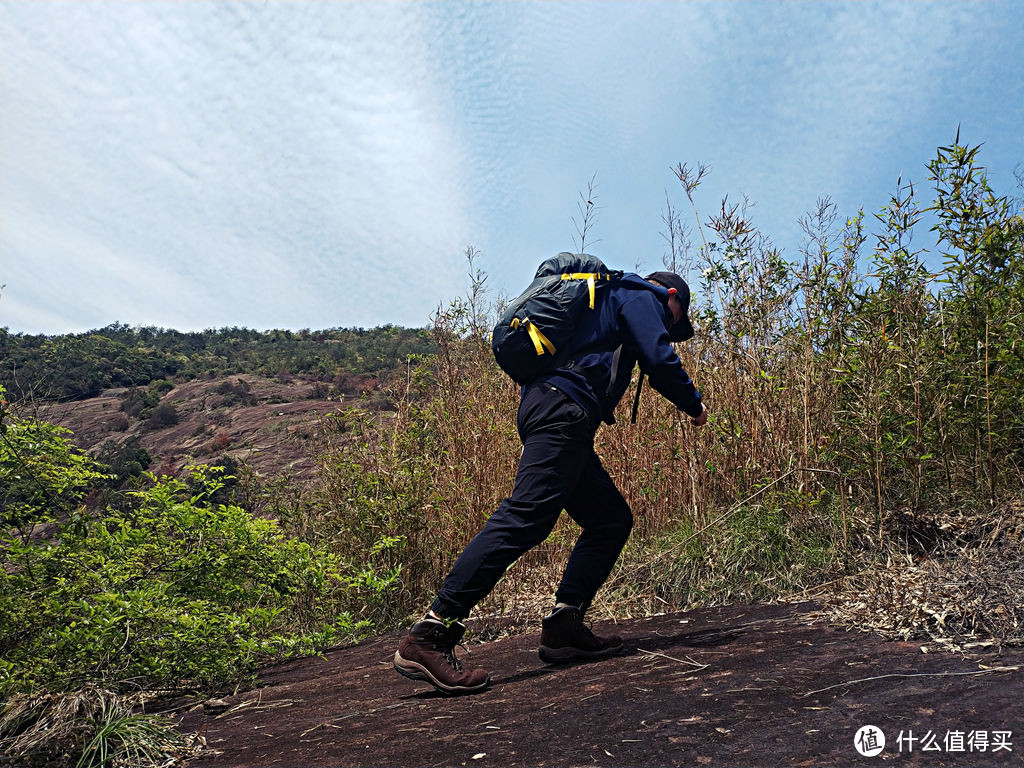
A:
[538,643,626,665]
[393,652,491,695]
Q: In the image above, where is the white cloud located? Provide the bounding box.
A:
[2,1,471,332]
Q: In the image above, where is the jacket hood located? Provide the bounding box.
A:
[620,273,695,342]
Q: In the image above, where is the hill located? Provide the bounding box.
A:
[3,323,431,485]
[34,373,381,481]
[0,324,434,403]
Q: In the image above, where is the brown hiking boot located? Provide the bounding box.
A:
[538,606,625,664]
[393,619,491,695]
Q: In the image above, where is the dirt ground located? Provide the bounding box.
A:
[177,603,1023,768]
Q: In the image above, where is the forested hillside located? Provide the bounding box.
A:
[0,324,435,402]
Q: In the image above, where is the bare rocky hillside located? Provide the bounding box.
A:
[35,374,379,480]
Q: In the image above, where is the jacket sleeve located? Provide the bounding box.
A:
[619,291,703,417]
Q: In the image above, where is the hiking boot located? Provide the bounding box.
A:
[393,619,491,695]
[538,606,625,664]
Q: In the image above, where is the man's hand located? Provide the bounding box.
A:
[690,403,708,427]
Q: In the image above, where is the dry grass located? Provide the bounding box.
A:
[812,500,1024,651]
[0,686,195,767]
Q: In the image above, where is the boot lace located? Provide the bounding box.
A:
[438,642,467,672]
[570,611,597,640]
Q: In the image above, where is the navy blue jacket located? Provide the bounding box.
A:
[535,274,703,426]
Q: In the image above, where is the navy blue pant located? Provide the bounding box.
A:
[431,383,633,620]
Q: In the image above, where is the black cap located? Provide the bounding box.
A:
[645,271,694,342]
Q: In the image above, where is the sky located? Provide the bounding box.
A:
[1,0,1022,335]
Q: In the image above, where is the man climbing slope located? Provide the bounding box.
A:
[394,264,708,695]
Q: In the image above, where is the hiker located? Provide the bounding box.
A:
[393,268,708,695]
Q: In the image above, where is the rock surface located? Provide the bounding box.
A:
[178,603,1023,767]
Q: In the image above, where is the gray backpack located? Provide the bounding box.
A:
[491,253,622,385]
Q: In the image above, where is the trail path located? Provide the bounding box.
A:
[180,603,1023,767]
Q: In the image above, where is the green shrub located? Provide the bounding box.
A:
[94,438,151,485]
[0,394,397,764]
[0,392,377,700]
[0,465,365,696]
[119,385,162,419]
[0,401,109,533]
[143,402,179,431]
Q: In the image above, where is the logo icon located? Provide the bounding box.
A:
[855,725,886,756]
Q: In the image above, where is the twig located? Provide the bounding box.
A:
[300,717,354,738]
[253,699,300,711]
[784,577,847,600]
[298,702,407,737]
[637,648,709,670]
[215,691,262,719]
[801,666,1020,697]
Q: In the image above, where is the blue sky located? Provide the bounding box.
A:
[2,1,1021,334]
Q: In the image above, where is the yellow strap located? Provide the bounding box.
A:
[560,272,606,309]
[524,319,556,356]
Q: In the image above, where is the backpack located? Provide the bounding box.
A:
[491,253,623,385]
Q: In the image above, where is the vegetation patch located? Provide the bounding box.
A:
[0,686,193,768]
[0,397,394,765]
[814,500,1024,651]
